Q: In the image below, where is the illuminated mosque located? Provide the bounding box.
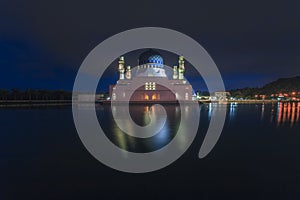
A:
[109,49,193,102]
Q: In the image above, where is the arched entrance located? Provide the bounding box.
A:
[151,93,160,100]
[144,93,149,100]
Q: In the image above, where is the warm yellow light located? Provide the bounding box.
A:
[144,94,149,100]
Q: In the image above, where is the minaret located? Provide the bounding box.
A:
[178,56,185,80]
[173,65,178,79]
[118,56,125,80]
[125,66,131,79]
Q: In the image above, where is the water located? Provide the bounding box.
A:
[0,102,300,199]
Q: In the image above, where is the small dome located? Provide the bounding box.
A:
[138,49,164,67]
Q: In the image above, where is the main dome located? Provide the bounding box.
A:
[135,49,167,77]
[138,49,164,67]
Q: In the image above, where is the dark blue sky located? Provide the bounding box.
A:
[0,0,299,91]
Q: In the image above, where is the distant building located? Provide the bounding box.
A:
[73,93,103,102]
[109,49,193,102]
[211,92,230,101]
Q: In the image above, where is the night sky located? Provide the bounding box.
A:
[0,0,299,91]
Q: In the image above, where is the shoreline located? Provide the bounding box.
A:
[0,99,299,108]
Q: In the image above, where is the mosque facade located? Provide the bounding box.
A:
[109,49,193,102]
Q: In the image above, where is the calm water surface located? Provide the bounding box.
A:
[0,102,300,199]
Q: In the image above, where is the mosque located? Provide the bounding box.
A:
[109,49,193,103]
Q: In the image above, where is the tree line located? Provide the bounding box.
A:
[0,89,72,101]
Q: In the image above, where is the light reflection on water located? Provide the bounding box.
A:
[225,102,300,127]
[275,102,300,127]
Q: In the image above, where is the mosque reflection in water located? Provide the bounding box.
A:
[97,104,205,153]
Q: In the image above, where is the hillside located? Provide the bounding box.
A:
[229,76,300,99]
[261,76,300,94]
